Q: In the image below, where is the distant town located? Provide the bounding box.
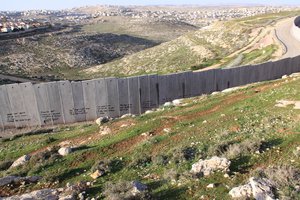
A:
[0,5,296,33]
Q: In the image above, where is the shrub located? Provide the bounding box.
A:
[169,146,199,164]
[209,139,262,159]
[152,155,169,166]
[129,154,152,168]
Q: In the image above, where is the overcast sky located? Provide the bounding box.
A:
[1,0,299,11]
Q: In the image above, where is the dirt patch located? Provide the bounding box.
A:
[275,100,300,109]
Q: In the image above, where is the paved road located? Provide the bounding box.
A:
[275,17,300,58]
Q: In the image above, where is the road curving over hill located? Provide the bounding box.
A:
[275,17,300,58]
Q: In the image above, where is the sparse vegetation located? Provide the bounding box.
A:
[0,74,299,199]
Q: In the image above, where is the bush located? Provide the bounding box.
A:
[152,155,169,166]
[91,159,112,175]
[208,139,262,159]
[208,140,236,157]
[129,154,152,168]
[103,181,151,200]
[169,146,200,164]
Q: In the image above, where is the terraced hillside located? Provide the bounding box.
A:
[83,11,300,79]
[1,73,299,199]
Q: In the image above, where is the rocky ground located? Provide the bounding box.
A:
[0,73,299,199]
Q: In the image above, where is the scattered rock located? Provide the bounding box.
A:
[207,183,215,188]
[224,174,230,178]
[99,126,112,135]
[222,87,240,93]
[121,114,134,118]
[172,99,182,106]
[282,75,288,79]
[163,102,174,107]
[10,155,31,169]
[58,147,72,156]
[190,156,231,176]
[211,92,220,95]
[95,116,110,126]
[145,110,155,114]
[163,128,171,133]
[229,183,252,199]
[90,170,105,179]
[3,189,59,200]
[3,182,87,200]
[229,177,275,200]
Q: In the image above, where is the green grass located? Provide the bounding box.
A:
[1,76,300,199]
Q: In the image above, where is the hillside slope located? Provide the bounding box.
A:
[83,11,300,79]
[1,73,299,199]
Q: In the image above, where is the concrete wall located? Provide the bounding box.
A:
[1,55,300,131]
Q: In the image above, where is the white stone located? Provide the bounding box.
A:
[10,155,31,168]
[282,75,288,79]
[211,92,220,95]
[224,174,230,178]
[190,156,231,176]
[121,114,133,119]
[172,99,182,106]
[207,183,215,188]
[58,147,72,156]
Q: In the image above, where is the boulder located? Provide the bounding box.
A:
[229,183,252,198]
[229,177,275,200]
[58,147,72,156]
[249,177,275,200]
[0,176,20,187]
[0,176,41,187]
[10,155,31,169]
[190,156,231,176]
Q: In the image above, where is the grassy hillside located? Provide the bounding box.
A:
[82,10,300,79]
[1,73,299,199]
